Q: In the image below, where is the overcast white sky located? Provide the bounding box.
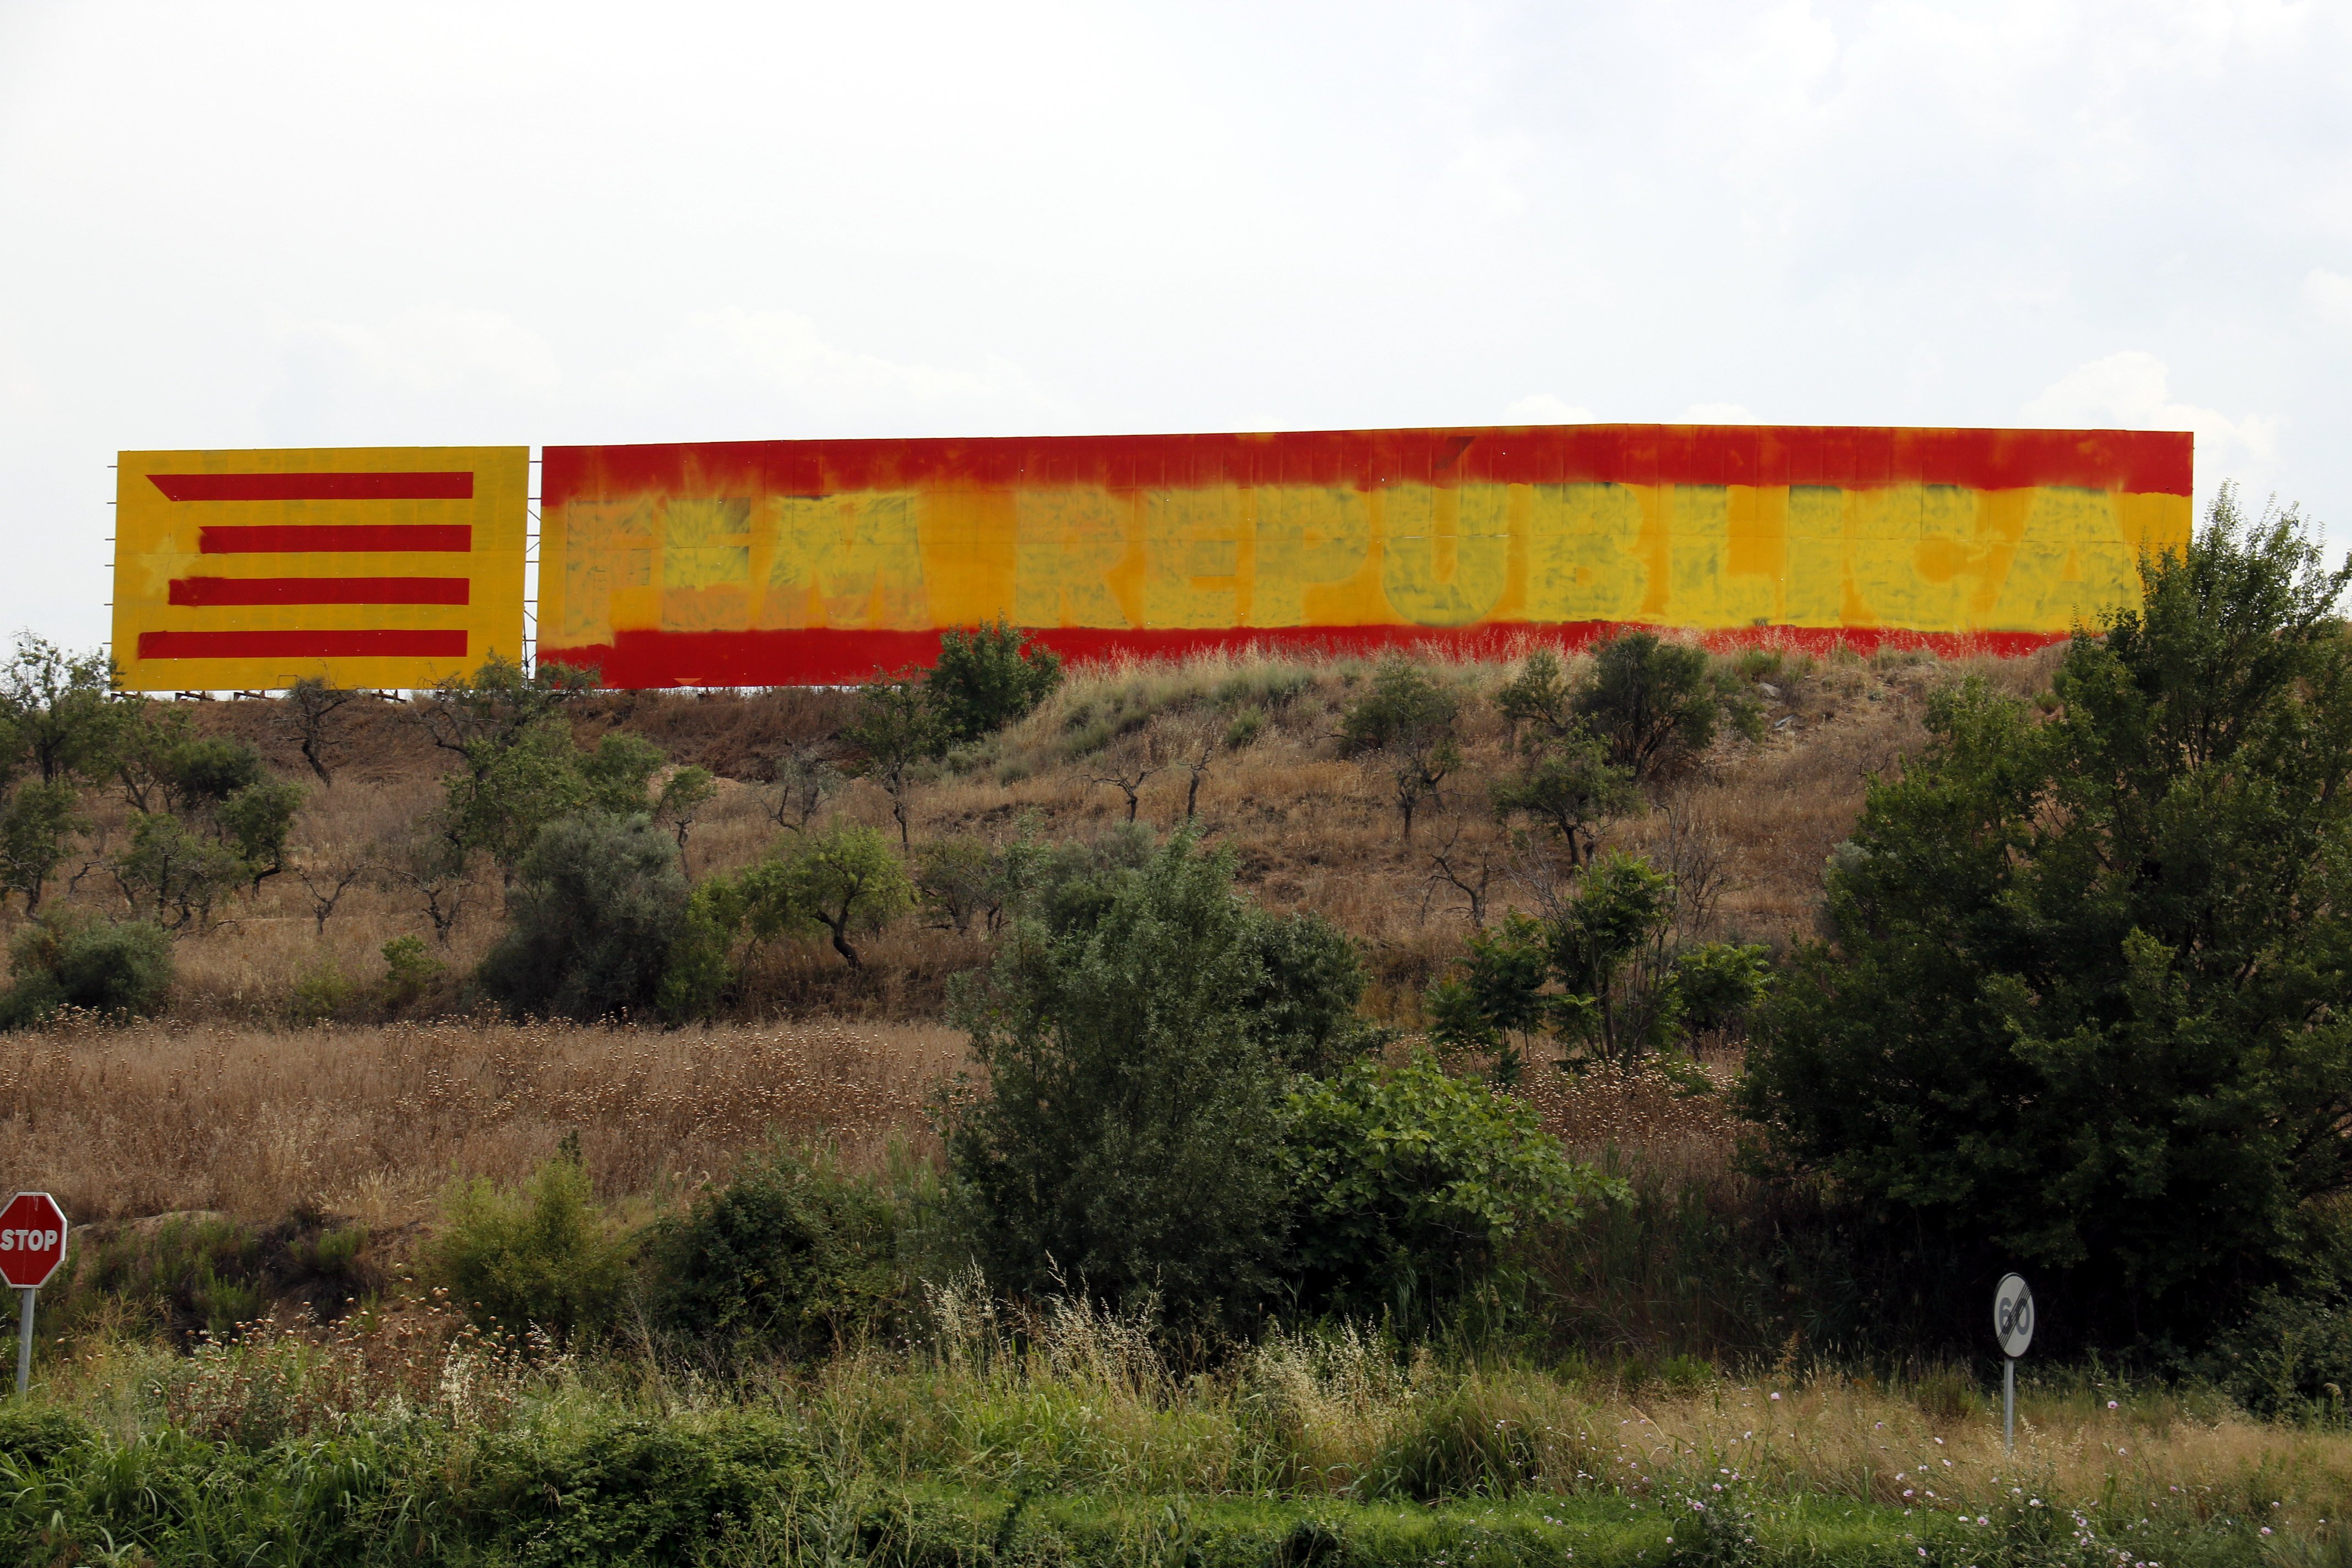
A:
[2,0,2346,652]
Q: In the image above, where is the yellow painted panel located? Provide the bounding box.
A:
[112,447,526,691]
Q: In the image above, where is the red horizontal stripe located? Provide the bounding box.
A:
[543,424,2193,505]
[138,630,467,660]
[199,524,471,554]
[539,623,2065,689]
[149,471,473,501]
[170,576,470,606]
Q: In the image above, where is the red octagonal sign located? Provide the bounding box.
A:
[0,1194,67,1289]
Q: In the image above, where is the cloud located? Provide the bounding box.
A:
[2306,269,2352,326]
[2022,351,2279,468]
[279,306,563,396]
[1685,402,1759,423]
[636,310,1065,429]
[1504,394,1596,424]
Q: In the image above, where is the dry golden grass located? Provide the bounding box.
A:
[0,1014,961,1225]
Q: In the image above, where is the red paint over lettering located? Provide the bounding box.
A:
[543,425,2192,505]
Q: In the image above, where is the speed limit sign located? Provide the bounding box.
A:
[1994,1272,2033,1450]
[1994,1273,2034,1357]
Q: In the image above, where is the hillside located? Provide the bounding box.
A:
[88,639,2057,1024]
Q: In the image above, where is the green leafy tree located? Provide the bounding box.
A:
[0,636,129,786]
[928,619,1062,744]
[113,701,193,812]
[414,653,598,759]
[217,778,303,891]
[1740,493,2352,1335]
[1425,854,1768,1072]
[655,875,747,1022]
[841,672,946,850]
[113,812,248,929]
[1340,656,1463,840]
[443,720,588,879]
[160,736,265,810]
[656,765,717,856]
[943,831,1300,1331]
[478,812,689,1020]
[756,824,914,970]
[1494,646,1575,747]
[1576,631,1761,782]
[0,911,173,1026]
[0,781,86,913]
[914,835,1004,937]
[1285,1053,1616,1319]
[1489,731,1638,866]
[576,731,668,815]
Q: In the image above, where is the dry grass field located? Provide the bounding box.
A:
[0,639,2050,1258]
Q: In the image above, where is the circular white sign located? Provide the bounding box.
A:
[1994,1273,2034,1357]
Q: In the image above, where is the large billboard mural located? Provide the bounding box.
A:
[112,447,529,692]
[535,426,2193,687]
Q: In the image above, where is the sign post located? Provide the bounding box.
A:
[0,1195,68,1398]
[1994,1272,2034,1452]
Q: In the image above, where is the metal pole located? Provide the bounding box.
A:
[15,1289,32,1398]
[2003,1355,2015,1452]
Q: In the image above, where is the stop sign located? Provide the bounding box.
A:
[0,1195,67,1289]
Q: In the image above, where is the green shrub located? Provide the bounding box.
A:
[2203,1289,2352,1420]
[647,1141,907,1363]
[379,933,444,1011]
[929,618,1063,744]
[425,1146,633,1341]
[1284,1053,1616,1320]
[478,811,688,1020]
[71,1213,267,1343]
[1223,706,1267,749]
[944,830,1301,1332]
[1338,657,1462,839]
[285,958,351,1023]
[1577,630,1762,781]
[0,1406,91,1468]
[0,910,173,1025]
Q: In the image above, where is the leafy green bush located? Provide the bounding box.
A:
[929,618,1063,744]
[478,811,688,1020]
[944,831,1303,1332]
[2204,1289,2352,1420]
[285,959,352,1024]
[0,1406,91,1468]
[426,1146,633,1341]
[646,1141,907,1363]
[71,1213,266,1342]
[1284,1053,1615,1319]
[379,933,445,1012]
[1338,657,1462,839]
[1576,631,1761,781]
[1423,856,1764,1071]
[1742,494,2352,1340]
[0,910,173,1025]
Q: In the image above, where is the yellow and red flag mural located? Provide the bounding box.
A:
[537,426,2192,687]
[112,447,528,692]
